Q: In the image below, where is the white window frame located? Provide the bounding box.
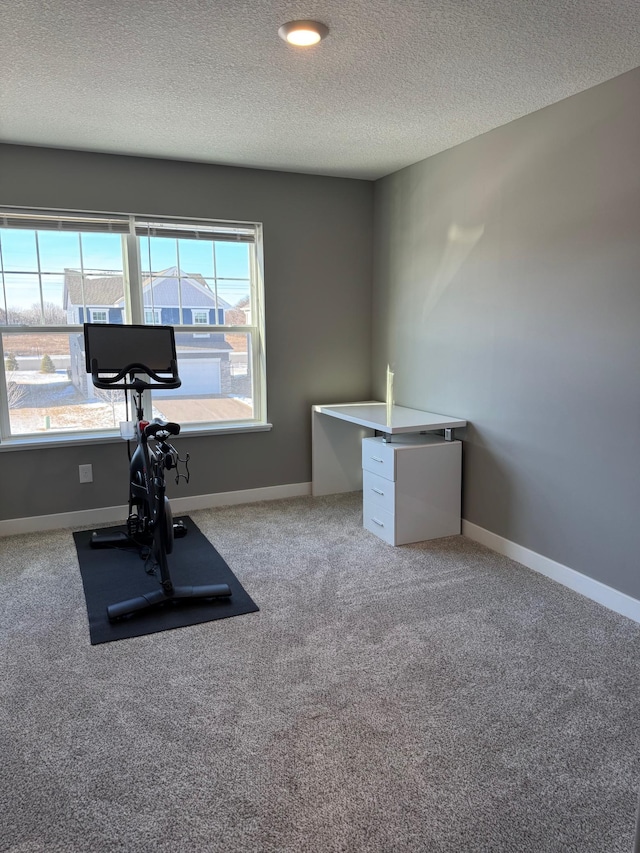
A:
[0,207,269,448]
[89,309,108,323]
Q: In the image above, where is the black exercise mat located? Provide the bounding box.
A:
[74,516,259,644]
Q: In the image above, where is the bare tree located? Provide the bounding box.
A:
[20,302,67,326]
[4,363,28,411]
[5,306,28,325]
[6,380,28,410]
[226,296,250,326]
[94,386,126,427]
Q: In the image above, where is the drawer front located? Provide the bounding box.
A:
[362,469,395,514]
[363,501,396,546]
[361,438,395,480]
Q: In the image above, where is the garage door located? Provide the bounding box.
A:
[175,358,221,396]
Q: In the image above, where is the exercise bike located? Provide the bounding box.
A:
[84,322,232,622]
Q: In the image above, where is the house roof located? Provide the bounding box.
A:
[63,271,124,308]
[63,266,233,311]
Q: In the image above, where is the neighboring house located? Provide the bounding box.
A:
[64,266,250,399]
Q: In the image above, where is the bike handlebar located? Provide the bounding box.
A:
[90,358,181,391]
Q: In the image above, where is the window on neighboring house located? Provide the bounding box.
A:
[144,308,162,325]
[192,309,210,338]
[0,208,266,444]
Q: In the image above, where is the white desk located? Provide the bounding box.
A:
[312,401,466,497]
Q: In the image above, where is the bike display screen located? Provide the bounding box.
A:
[84,323,178,374]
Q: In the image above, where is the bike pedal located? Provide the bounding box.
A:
[91,531,133,549]
[173,520,188,538]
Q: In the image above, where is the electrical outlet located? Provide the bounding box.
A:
[79,464,93,484]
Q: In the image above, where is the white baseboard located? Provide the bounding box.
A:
[170,482,311,512]
[462,519,640,625]
[0,482,312,538]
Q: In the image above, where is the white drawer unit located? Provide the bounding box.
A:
[362,434,462,546]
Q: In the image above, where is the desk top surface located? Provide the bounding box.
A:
[314,402,467,433]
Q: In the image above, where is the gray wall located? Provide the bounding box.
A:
[0,145,373,520]
[373,67,640,599]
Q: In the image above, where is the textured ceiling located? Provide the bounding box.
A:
[1,0,639,180]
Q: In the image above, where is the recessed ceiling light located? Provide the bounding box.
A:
[278,20,329,47]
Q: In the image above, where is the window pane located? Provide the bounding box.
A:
[142,275,163,321]
[3,331,128,435]
[37,231,81,272]
[178,239,214,278]
[215,243,250,279]
[216,243,251,321]
[80,233,125,271]
[140,235,178,277]
[1,273,67,326]
[40,274,66,323]
[180,275,220,325]
[143,270,220,327]
[0,229,38,272]
[2,274,41,325]
[65,271,126,325]
[218,280,250,320]
[152,333,254,425]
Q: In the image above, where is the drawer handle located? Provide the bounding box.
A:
[372,517,385,527]
[371,488,385,496]
[370,456,384,463]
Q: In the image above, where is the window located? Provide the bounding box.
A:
[0,208,266,443]
[192,309,210,339]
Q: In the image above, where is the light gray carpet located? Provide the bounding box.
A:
[1,493,639,852]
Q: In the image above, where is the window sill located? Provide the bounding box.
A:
[0,421,273,451]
